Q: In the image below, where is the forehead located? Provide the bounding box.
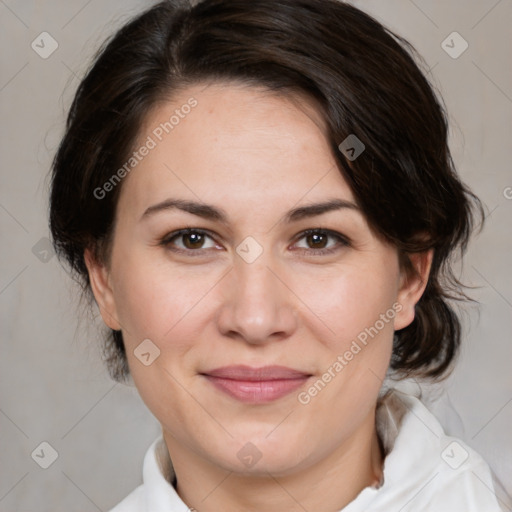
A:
[117,82,357,221]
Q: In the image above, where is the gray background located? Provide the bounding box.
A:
[1,0,511,510]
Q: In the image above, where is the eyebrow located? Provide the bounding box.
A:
[140,198,360,224]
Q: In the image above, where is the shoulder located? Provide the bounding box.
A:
[370,390,510,511]
[425,449,510,511]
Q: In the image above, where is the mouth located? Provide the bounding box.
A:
[200,365,312,404]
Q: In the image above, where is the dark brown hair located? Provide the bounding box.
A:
[49,0,483,382]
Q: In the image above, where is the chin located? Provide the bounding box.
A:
[209,428,313,476]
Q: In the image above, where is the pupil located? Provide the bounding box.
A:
[308,233,326,248]
[184,232,203,249]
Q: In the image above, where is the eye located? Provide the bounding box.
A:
[292,229,350,255]
[161,228,220,254]
[160,227,350,257]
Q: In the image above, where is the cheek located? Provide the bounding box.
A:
[111,255,214,423]
[111,252,219,345]
[294,262,399,352]
[294,266,398,424]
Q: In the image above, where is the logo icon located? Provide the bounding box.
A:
[338,134,365,161]
[31,32,59,59]
[31,237,55,263]
[441,440,469,469]
[134,339,161,366]
[441,32,468,59]
[236,236,263,264]
[237,442,262,468]
[31,441,59,469]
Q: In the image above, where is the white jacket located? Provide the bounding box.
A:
[110,389,510,511]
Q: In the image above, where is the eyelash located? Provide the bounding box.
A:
[159,228,350,257]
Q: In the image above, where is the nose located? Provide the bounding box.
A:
[216,255,298,345]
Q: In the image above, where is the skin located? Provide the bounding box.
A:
[85,82,432,512]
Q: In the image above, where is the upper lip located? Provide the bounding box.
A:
[202,365,311,381]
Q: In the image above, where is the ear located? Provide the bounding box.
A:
[393,249,434,331]
[84,248,121,331]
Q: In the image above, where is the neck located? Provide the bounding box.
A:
[163,408,383,512]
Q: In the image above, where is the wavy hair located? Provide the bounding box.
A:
[49,0,483,382]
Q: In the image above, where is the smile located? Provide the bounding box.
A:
[201,365,312,404]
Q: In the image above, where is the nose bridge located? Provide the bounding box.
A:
[233,232,282,303]
[237,255,277,306]
[216,248,297,344]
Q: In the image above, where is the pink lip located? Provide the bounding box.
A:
[202,365,311,403]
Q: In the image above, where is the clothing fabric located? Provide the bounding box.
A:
[109,389,510,511]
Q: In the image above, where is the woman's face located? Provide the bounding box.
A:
[87,82,427,476]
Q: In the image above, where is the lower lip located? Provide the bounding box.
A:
[204,376,310,403]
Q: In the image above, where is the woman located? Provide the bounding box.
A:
[48,0,509,510]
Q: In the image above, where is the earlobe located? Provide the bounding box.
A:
[393,249,434,331]
[84,248,121,331]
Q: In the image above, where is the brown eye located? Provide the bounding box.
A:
[162,229,219,253]
[293,229,350,255]
[182,232,206,249]
[305,232,328,249]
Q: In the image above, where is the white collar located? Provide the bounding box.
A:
[117,390,507,511]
